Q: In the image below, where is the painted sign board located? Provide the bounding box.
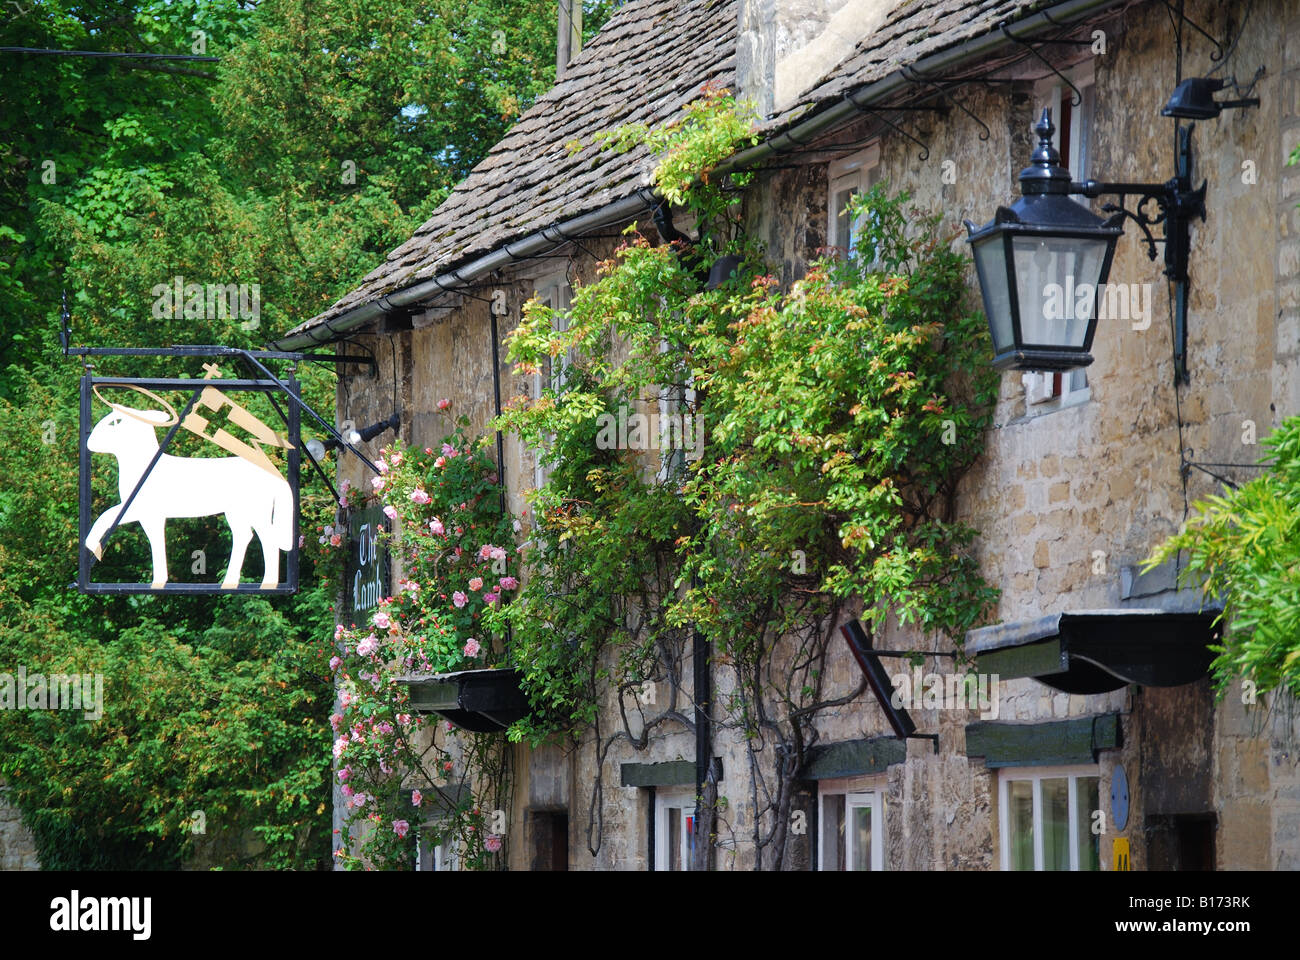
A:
[78,367,300,593]
[344,504,390,625]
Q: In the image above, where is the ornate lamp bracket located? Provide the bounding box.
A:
[1070,125,1207,383]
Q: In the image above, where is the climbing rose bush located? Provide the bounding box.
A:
[332,420,518,869]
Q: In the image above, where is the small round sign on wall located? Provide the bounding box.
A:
[1110,763,1130,832]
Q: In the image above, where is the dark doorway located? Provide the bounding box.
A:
[528,810,569,871]
[1146,813,1217,871]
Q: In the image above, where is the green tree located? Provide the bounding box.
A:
[1145,416,1300,698]
[0,0,610,868]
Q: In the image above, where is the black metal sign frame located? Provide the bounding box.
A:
[78,374,301,594]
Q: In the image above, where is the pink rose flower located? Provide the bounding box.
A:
[464,638,481,658]
[452,591,468,608]
[333,736,348,760]
[410,488,431,505]
[371,476,386,491]
[330,533,342,547]
[377,458,388,474]
[383,505,398,520]
[483,592,499,605]
[429,517,445,535]
[373,612,390,629]
[341,784,354,799]
[357,634,379,657]
[354,792,367,808]
[499,576,518,590]
[337,767,351,783]
[490,546,507,562]
[412,790,423,807]
[478,545,492,560]
[437,398,451,410]
[435,456,446,469]
[391,451,403,466]
[443,760,454,773]
[329,712,343,731]
[485,834,503,853]
[329,656,342,671]
[468,577,484,591]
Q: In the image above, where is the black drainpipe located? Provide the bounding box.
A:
[693,623,711,868]
[647,785,656,871]
[489,304,506,514]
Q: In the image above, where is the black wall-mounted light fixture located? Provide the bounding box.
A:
[305,412,399,462]
[1162,76,1260,120]
[965,92,1258,382]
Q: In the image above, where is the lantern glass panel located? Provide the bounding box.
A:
[972,235,1014,354]
[1011,235,1110,348]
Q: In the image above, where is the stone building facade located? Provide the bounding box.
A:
[277,0,1300,870]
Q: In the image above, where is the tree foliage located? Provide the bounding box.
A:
[0,0,599,868]
[1146,416,1300,698]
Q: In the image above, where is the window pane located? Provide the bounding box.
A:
[1008,780,1035,871]
[1012,235,1109,348]
[822,794,845,871]
[851,803,873,871]
[835,187,857,252]
[973,236,1013,354]
[1043,778,1070,871]
[1076,777,1101,871]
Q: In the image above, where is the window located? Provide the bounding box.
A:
[1035,61,1095,182]
[415,828,459,871]
[1022,62,1097,412]
[654,788,697,871]
[998,766,1101,871]
[1021,368,1089,414]
[656,338,697,483]
[531,275,572,490]
[817,780,885,871]
[827,144,881,256]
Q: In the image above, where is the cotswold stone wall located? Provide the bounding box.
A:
[0,786,39,870]
[335,0,1300,870]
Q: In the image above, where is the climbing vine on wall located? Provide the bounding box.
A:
[493,90,1000,867]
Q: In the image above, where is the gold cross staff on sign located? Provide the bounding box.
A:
[180,363,294,477]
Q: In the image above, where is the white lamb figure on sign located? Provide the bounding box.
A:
[85,405,293,589]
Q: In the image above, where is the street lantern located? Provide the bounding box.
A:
[965,110,1122,371]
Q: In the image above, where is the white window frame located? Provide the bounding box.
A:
[1033,60,1095,182]
[817,777,886,871]
[531,274,572,490]
[1023,61,1097,413]
[415,826,460,871]
[653,787,698,871]
[827,144,882,255]
[998,764,1101,872]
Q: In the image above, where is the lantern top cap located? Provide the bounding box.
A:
[1020,108,1072,196]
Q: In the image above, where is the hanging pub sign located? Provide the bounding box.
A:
[78,362,301,594]
[343,504,391,626]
